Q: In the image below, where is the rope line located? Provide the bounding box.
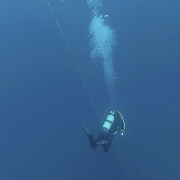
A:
[112,143,131,179]
[47,0,102,120]
[46,1,131,179]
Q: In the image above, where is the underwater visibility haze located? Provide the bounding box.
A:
[0,0,180,179]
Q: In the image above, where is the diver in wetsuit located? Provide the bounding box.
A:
[82,111,125,153]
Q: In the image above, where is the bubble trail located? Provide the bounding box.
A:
[87,0,116,97]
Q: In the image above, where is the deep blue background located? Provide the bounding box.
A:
[0,0,180,179]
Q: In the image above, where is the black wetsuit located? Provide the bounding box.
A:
[90,111,124,153]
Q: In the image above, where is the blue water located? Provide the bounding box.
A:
[0,0,180,179]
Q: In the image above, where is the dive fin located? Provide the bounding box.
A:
[81,124,93,140]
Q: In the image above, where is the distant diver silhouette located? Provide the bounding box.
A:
[82,111,125,153]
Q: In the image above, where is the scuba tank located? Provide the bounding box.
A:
[102,112,115,132]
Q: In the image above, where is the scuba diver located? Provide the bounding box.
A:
[82,111,125,153]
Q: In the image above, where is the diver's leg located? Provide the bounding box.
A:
[81,124,97,149]
[103,133,112,153]
[103,139,112,152]
[89,138,97,149]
